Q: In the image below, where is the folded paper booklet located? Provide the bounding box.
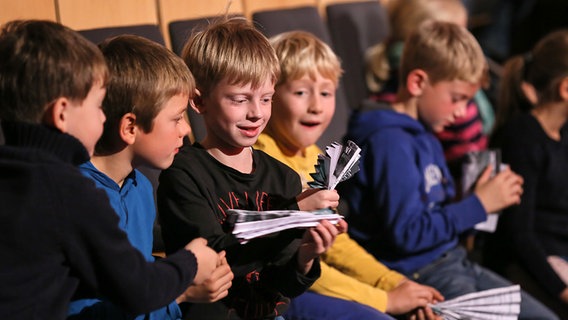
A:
[308,140,361,190]
[430,285,521,320]
[461,149,506,233]
[227,208,342,243]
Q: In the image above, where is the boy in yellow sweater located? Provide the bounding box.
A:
[255,31,443,319]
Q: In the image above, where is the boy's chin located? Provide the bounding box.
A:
[431,122,451,133]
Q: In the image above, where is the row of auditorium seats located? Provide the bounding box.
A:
[72,2,390,148]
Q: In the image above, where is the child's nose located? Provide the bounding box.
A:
[308,95,323,114]
[180,115,191,136]
[454,102,468,118]
[248,101,263,119]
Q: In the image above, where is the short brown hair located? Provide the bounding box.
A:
[96,35,194,154]
[400,20,486,86]
[495,29,568,134]
[181,17,279,97]
[0,20,108,124]
[270,31,342,87]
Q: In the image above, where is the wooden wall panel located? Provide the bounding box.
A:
[58,0,158,30]
[0,0,57,25]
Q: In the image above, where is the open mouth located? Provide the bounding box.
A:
[300,121,321,128]
[239,126,260,137]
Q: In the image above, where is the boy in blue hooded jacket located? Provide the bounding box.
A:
[339,20,559,319]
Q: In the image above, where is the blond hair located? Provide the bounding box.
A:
[365,0,467,92]
[181,17,279,96]
[400,20,486,86]
[270,31,342,87]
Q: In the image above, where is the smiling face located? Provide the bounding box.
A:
[133,93,190,169]
[418,77,479,132]
[199,77,274,153]
[270,72,336,155]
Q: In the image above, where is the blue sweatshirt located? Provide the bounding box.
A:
[68,162,181,319]
[339,108,487,275]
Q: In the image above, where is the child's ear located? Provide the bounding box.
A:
[119,112,137,145]
[45,97,71,132]
[406,69,428,96]
[558,77,568,102]
[521,81,538,105]
[191,88,206,114]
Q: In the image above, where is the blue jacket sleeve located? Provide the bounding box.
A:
[370,132,486,254]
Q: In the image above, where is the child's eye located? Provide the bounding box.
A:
[321,91,333,97]
[294,90,308,96]
[261,97,272,104]
[231,98,248,104]
[451,95,471,104]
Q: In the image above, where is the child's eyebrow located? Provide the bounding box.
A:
[175,105,188,113]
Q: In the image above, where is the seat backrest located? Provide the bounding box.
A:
[169,15,244,56]
[243,0,318,19]
[78,24,166,46]
[252,6,348,148]
[252,6,332,45]
[326,1,390,109]
[169,17,213,56]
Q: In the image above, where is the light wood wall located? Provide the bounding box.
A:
[0,0,57,24]
[58,0,159,30]
[0,0,389,49]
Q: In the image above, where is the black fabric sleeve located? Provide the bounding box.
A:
[499,125,567,297]
[55,171,197,315]
[157,163,241,254]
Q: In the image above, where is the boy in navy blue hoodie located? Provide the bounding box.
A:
[339,20,559,319]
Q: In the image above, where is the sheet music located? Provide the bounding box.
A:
[429,285,521,320]
[227,209,342,243]
[461,149,505,232]
[309,140,361,190]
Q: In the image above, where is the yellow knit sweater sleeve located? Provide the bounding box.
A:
[311,260,390,312]
[310,233,405,311]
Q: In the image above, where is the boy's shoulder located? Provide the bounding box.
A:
[357,98,392,113]
[253,148,296,169]
[348,107,423,146]
[0,144,109,206]
[169,142,206,167]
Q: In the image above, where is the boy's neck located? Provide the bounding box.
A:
[91,151,135,187]
[204,144,255,174]
[392,91,418,120]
